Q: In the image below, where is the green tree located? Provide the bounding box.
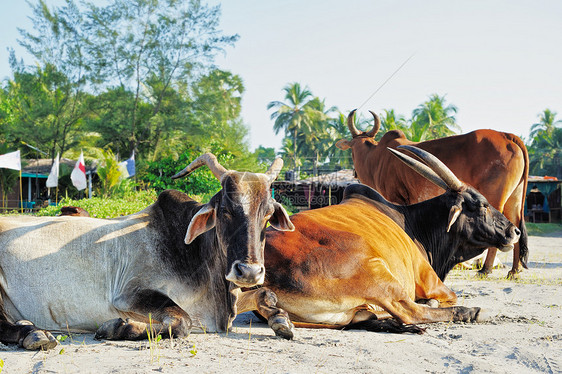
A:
[528,109,562,178]
[268,83,315,169]
[529,109,562,139]
[82,0,237,155]
[298,97,337,175]
[378,109,409,141]
[410,94,460,141]
[253,146,276,168]
[0,63,87,160]
[17,0,238,161]
[325,112,355,169]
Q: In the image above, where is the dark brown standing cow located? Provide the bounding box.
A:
[0,153,295,350]
[258,146,520,332]
[336,110,529,278]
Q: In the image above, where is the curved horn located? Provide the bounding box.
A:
[397,145,464,191]
[387,148,449,191]
[265,158,284,183]
[347,109,361,137]
[171,152,227,180]
[365,111,381,138]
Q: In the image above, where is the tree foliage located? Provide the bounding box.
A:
[528,109,562,178]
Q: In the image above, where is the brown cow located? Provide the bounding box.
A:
[336,110,529,278]
[58,206,90,217]
[259,146,520,332]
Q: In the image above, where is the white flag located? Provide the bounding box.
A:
[118,152,135,179]
[46,153,60,188]
[70,151,87,191]
[0,150,21,171]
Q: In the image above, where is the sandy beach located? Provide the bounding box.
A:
[1,231,561,374]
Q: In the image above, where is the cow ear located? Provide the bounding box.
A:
[269,202,295,231]
[447,205,462,232]
[185,204,216,244]
[335,139,351,150]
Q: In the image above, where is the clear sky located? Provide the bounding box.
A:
[2,0,561,151]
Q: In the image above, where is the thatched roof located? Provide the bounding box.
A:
[21,158,95,176]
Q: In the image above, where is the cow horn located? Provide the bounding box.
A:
[365,111,381,138]
[265,158,284,182]
[387,147,449,191]
[397,145,464,191]
[171,152,227,180]
[347,109,361,137]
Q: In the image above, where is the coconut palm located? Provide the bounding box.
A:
[411,94,460,141]
[378,109,409,141]
[528,109,562,178]
[529,109,561,140]
[297,97,337,175]
[267,83,314,168]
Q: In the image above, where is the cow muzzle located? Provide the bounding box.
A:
[498,225,521,252]
[225,261,266,287]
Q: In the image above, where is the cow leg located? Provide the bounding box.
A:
[95,290,192,341]
[365,261,484,327]
[236,288,294,340]
[0,320,57,350]
[481,187,526,278]
[414,254,458,307]
[478,247,497,276]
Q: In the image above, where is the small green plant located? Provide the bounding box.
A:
[146,313,162,364]
[0,358,4,373]
[189,344,198,357]
[56,334,69,342]
[59,348,65,355]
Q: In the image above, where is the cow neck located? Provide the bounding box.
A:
[150,190,236,322]
[397,196,460,281]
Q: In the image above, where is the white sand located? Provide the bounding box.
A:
[1,232,561,374]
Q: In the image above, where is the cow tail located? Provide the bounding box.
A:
[511,134,530,269]
[519,219,529,269]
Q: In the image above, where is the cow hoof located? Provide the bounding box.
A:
[22,330,58,351]
[474,308,491,323]
[476,268,491,278]
[95,318,126,340]
[418,299,439,308]
[268,316,295,340]
[506,270,521,280]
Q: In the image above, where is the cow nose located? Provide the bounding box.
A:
[514,227,521,237]
[226,261,265,286]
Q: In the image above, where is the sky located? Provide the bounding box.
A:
[1,0,561,151]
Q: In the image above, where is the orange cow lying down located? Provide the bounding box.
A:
[259,146,520,333]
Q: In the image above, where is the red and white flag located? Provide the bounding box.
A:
[71,151,87,191]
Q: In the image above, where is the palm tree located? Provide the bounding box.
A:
[411,94,460,141]
[278,137,301,169]
[297,97,337,175]
[267,83,314,168]
[530,109,561,139]
[528,109,562,178]
[379,109,409,141]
